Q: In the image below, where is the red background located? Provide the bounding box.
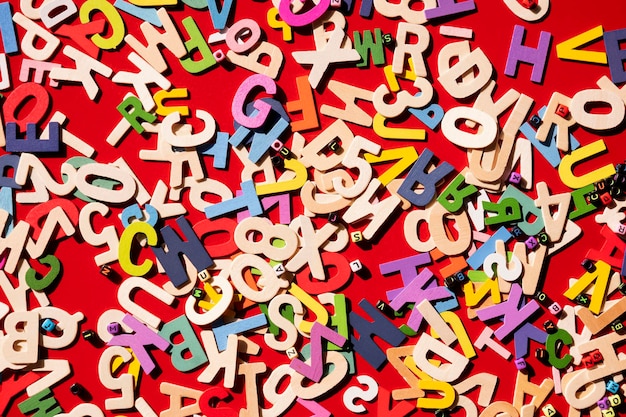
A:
[3,0,626,416]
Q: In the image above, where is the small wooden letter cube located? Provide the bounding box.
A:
[543,320,557,334]
[271,155,284,168]
[607,380,620,394]
[534,291,552,306]
[595,179,609,193]
[454,272,467,283]
[107,322,122,335]
[612,320,625,333]
[198,269,211,282]
[600,192,613,205]
[192,288,205,299]
[525,236,538,250]
[444,276,458,290]
[537,232,550,245]
[328,138,341,152]
[280,147,292,159]
[41,318,56,332]
[598,398,610,410]
[508,172,522,185]
[601,408,615,417]
[511,225,524,238]
[213,50,225,62]
[376,300,395,318]
[609,394,621,407]
[70,383,84,396]
[556,104,569,118]
[350,260,363,272]
[542,404,556,417]
[273,263,285,276]
[82,329,96,340]
[271,139,283,151]
[611,186,624,198]
[286,347,298,359]
[100,264,112,277]
[575,294,590,307]
[514,358,527,370]
[548,302,562,315]
[351,231,363,243]
[581,259,596,272]
[529,114,542,127]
